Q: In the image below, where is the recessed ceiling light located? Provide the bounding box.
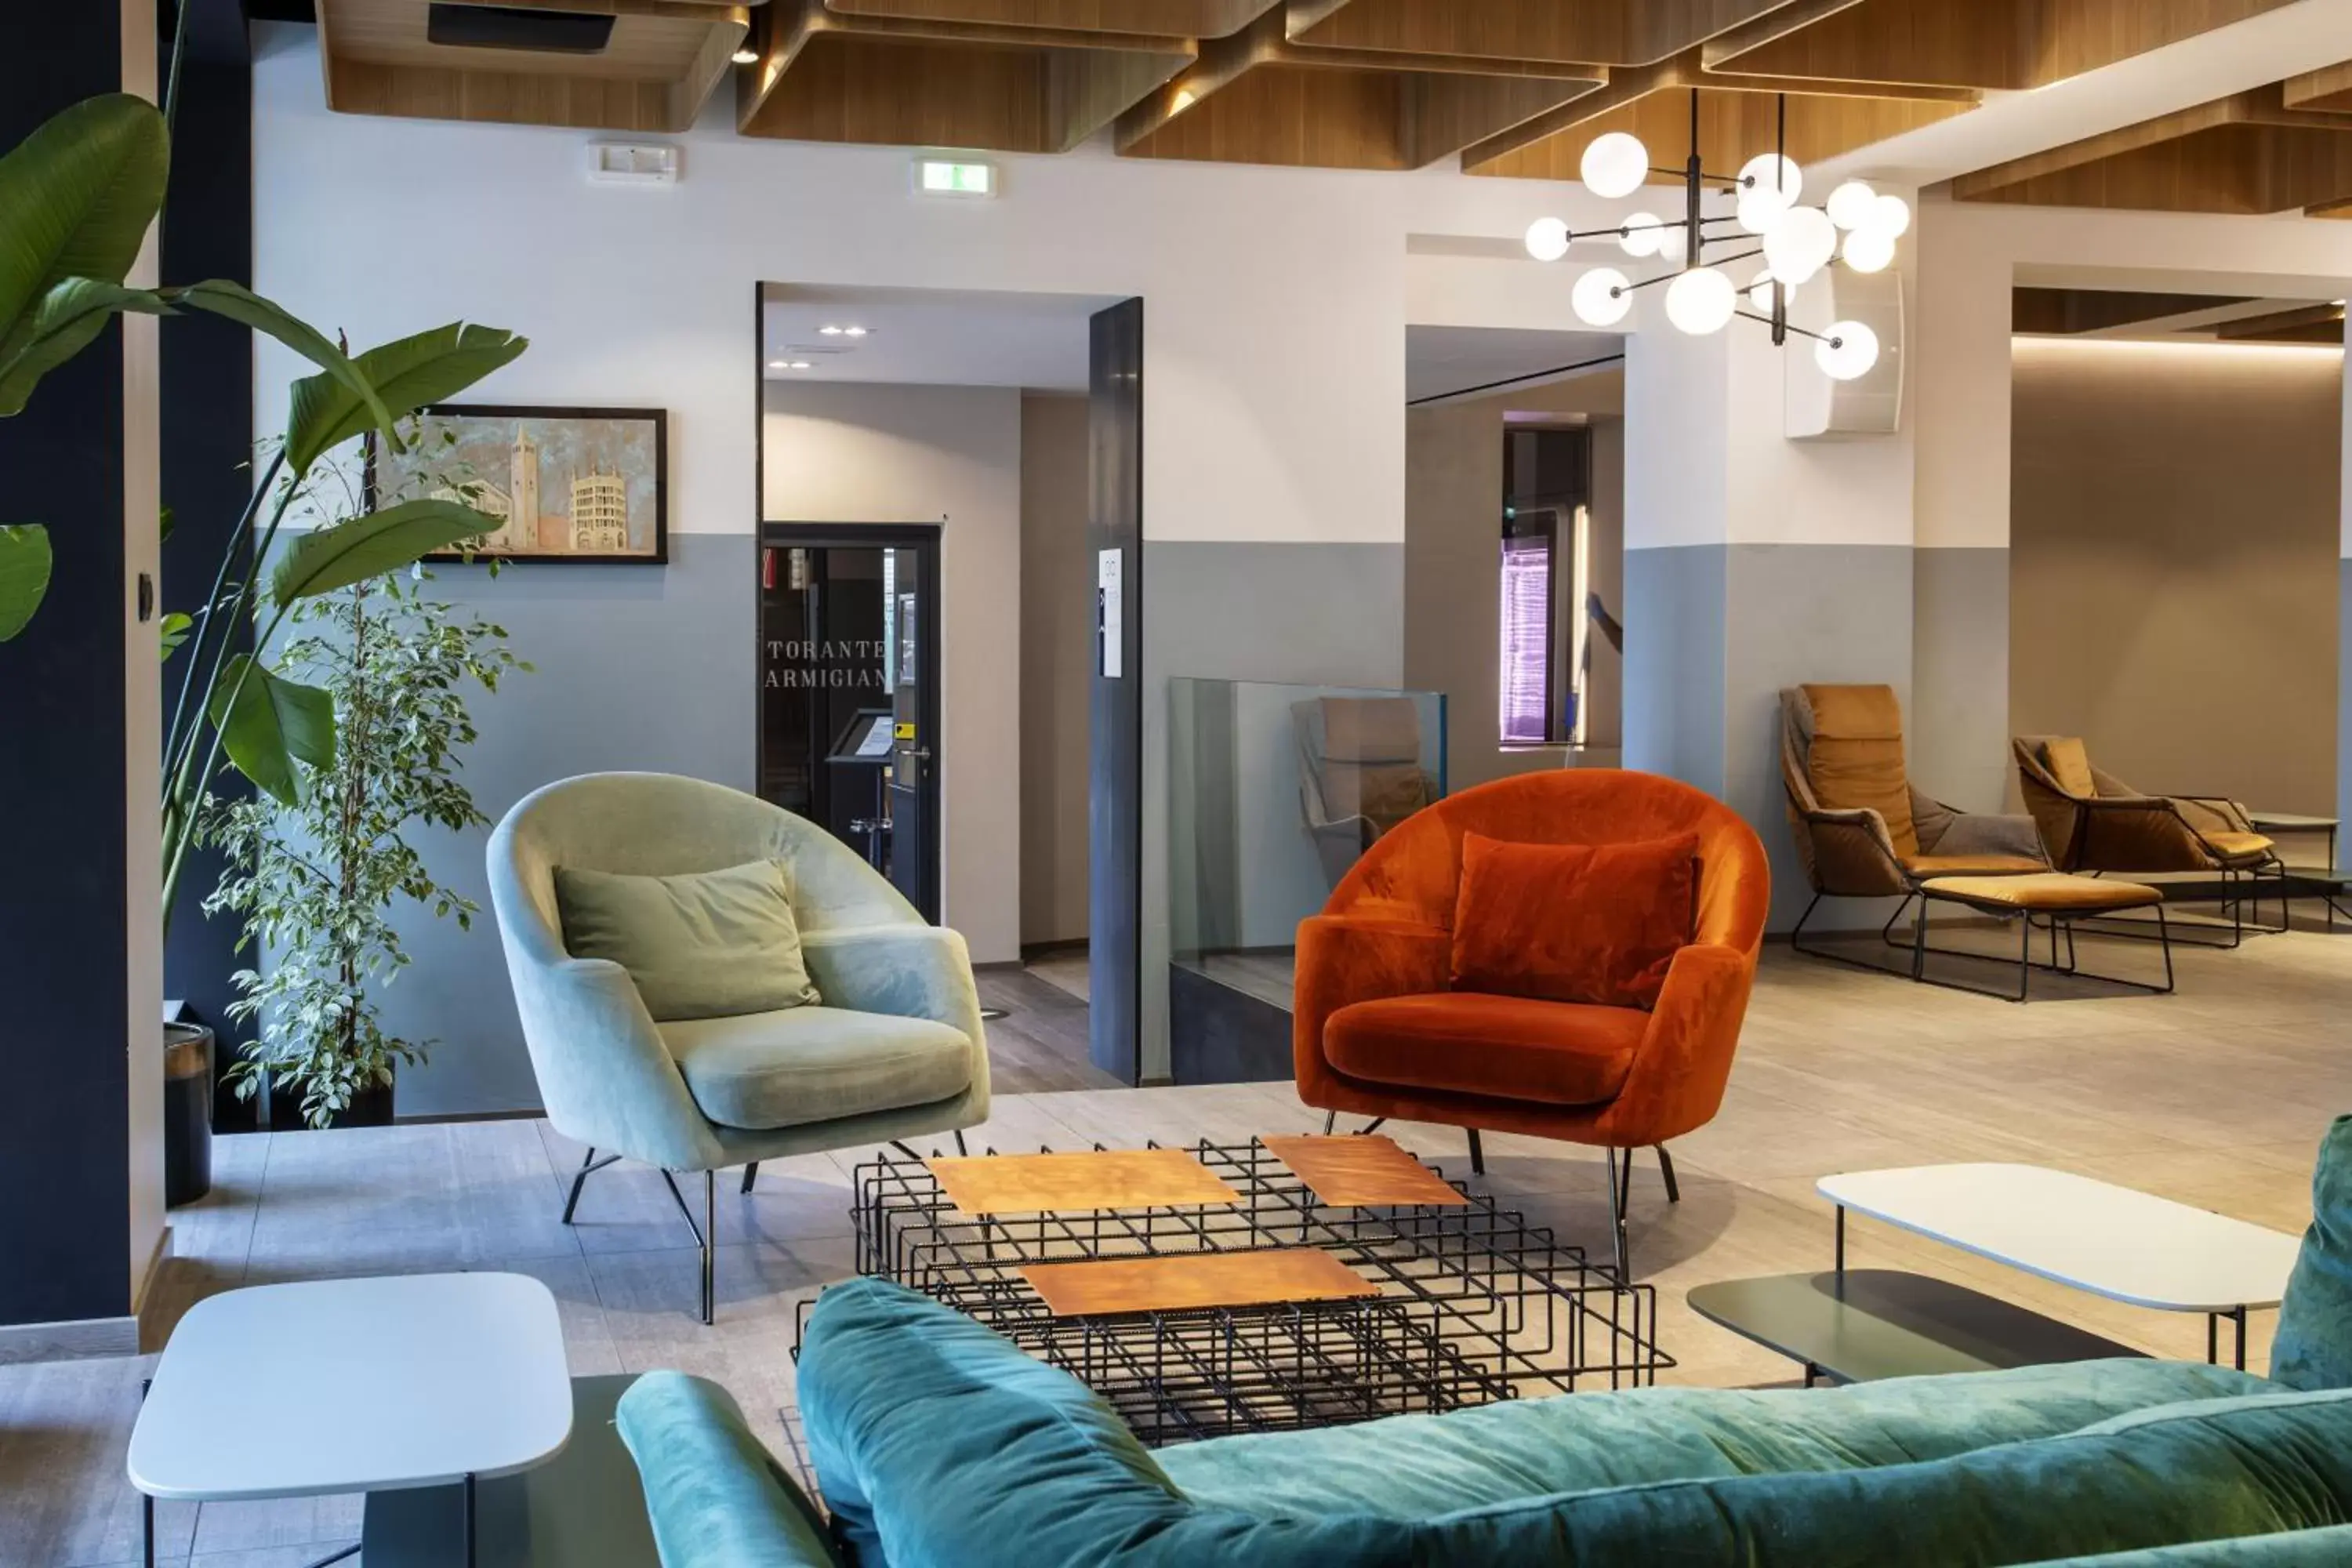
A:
[842,325,868,337]
[767,359,788,369]
[731,44,758,65]
[789,361,812,370]
[818,325,843,336]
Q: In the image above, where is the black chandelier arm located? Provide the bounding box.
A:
[1736,309,1837,344]
[1700,245,1765,267]
[1651,165,1743,187]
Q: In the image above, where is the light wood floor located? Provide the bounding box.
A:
[6,924,2347,1566]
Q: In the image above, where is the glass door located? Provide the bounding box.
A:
[757,524,942,920]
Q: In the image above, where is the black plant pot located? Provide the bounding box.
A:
[163,1022,214,1207]
[267,1072,395,1131]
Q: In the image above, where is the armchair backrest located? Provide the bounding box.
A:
[1323,769,1768,957]
[1783,684,1918,856]
[488,771,920,971]
[1293,695,1434,837]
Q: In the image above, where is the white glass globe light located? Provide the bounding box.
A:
[1762,205,1836,285]
[1618,212,1664,258]
[1738,153,1802,206]
[1656,222,1689,266]
[1748,269,1790,312]
[1842,227,1895,274]
[1826,179,1878,230]
[1736,191,1784,235]
[1571,267,1633,327]
[1580,132,1650,200]
[1816,320,1880,381]
[1870,192,1912,238]
[1664,267,1737,335]
[1524,216,1573,262]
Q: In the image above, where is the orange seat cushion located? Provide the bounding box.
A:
[1323,992,1645,1107]
[2202,831,2274,863]
[1449,832,1697,1010]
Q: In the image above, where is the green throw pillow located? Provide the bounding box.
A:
[555,859,822,1022]
[2273,1113,2352,1392]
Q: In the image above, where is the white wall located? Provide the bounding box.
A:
[762,382,1023,964]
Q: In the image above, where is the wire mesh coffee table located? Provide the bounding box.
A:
[797,1134,1668,1446]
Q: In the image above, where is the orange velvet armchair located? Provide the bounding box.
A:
[1293,771,1769,1279]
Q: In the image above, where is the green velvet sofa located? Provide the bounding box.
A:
[614,1118,2352,1567]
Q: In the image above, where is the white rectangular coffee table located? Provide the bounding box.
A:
[129,1272,573,1568]
[1819,1163,2302,1370]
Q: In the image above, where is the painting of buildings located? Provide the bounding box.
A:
[383,405,667,563]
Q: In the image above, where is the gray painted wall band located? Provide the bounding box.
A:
[1912,546,2011,816]
[1626,541,1916,933]
[372,535,755,1116]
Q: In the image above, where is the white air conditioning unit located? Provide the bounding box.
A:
[1786,267,1904,439]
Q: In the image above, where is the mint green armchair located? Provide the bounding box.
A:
[487,772,989,1322]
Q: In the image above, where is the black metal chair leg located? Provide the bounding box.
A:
[954,1129,968,1155]
[1605,1147,1632,1280]
[1323,1110,1337,1135]
[702,1171,715,1325]
[1657,1145,1680,1203]
[1466,1128,1485,1175]
[561,1146,619,1225]
[659,1169,717,1325]
[740,1161,759,1195]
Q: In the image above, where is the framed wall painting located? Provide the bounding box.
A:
[372,404,667,564]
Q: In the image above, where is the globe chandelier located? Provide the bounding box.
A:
[1523,93,1907,382]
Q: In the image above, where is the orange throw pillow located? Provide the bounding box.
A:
[1450,832,1698,1011]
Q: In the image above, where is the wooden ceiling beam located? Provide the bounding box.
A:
[1116,6,1603,170]
[822,0,1277,33]
[1458,45,1973,176]
[2285,61,2352,114]
[739,0,1193,151]
[1955,86,2352,213]
[2212,302,2347,339]
[1711,0,2296,93]
[1283,1,1824,71]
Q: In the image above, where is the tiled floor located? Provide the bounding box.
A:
[6,920,2348,1566]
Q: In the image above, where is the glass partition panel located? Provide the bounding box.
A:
[1168,680,1447,1014]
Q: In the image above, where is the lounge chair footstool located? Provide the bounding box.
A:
[1915,873,2172,1001]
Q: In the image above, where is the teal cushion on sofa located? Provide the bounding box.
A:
[2014,1523,2352,1565]
[1156,1359,2274,1520]
[556,858,822,1022]
[2272,1114,2352,1392]
[615,1370,840,1568]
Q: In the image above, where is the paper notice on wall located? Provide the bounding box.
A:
[1098,549,1123,679]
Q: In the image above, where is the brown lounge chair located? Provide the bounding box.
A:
[2011,735,2278,945]
[1781,684,2048,965]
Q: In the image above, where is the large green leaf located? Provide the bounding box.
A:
[285,322,526,474]
[0,95,167,347]
[267,498,499,608]
[174,280,395,467]
[0,524,53,641]
[0,277,172,416]
[207,655,335,807]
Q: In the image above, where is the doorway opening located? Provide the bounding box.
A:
[753,281,1140,1091]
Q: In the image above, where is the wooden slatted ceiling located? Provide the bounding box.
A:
[1955,85,2352,216]
[1116,7,1602,170]
[306,0,2352,212]
[822,0,1280,32]
[738,0,1196,151]
[318,0,747,132]
[1708,0,2296,91]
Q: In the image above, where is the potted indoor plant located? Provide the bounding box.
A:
[202,544,526,1128]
